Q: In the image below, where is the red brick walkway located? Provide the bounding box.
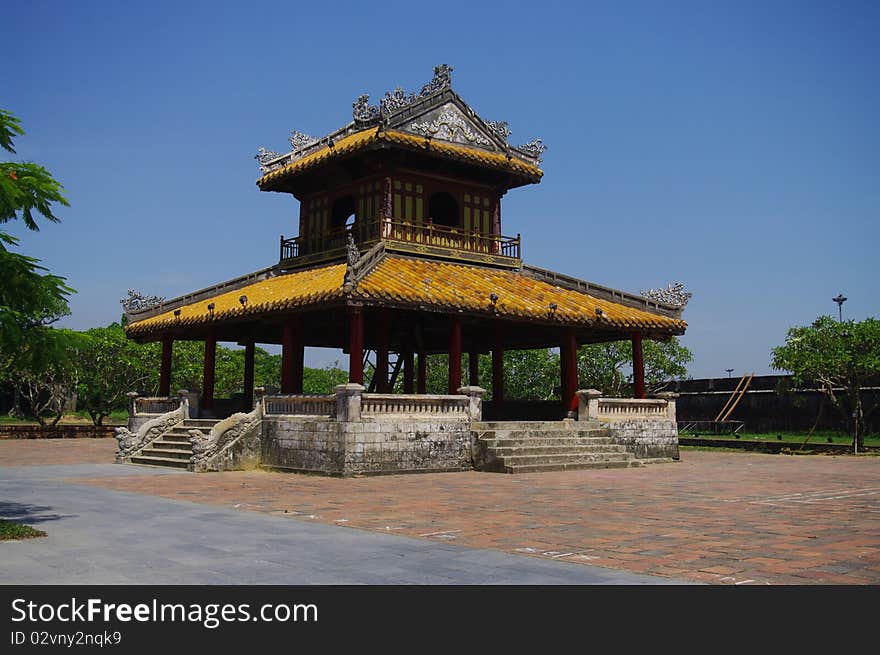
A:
[3,439,879,584]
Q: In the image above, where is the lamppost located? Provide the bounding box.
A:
[833,294,847,322]
[725,368,734,378]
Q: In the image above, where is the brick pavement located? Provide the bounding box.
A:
[3,438,878,584]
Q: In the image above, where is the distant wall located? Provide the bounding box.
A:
[674,375,880,433]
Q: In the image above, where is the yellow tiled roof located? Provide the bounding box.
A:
[356,257,687,331]
[125,263,346,336]
[125,256,684,337]
[257,128,543,188]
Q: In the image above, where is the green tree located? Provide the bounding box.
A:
[577,338,692,396]
[0,110,74,417]
[75,323,157,425]
[771,315,880,449]
[14,328,84,426]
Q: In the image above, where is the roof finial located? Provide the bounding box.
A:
[420,64,453,96]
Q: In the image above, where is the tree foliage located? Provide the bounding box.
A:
[772,315,880,446]
[577,338,692,396]
[0,110,73,361]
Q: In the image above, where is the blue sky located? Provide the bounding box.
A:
[3,1,878,378]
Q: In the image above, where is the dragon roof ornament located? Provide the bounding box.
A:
[641,282,692,308]
[256,65,547,171]
[120,289,165,314]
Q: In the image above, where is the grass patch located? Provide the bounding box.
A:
[680,430,880,446]
[0,519,47,541]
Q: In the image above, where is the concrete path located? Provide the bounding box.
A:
[0,464,681,585]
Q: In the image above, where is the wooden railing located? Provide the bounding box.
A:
[263,394,337,417]
[361,393,469,417]
[280,218,520,262]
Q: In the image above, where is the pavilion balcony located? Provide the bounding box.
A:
[280,217,521,268]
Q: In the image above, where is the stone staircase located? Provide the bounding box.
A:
[472,421,642,473]
[130,418,220,469]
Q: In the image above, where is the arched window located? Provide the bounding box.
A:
[331,195,356,231]
[428,192,459,228]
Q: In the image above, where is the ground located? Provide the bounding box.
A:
[2,438,879,584]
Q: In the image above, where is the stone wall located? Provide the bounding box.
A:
[605,419,680,459]
[262,417,345,475]
[261,415,471,476]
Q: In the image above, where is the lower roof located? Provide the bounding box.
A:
[124,253,686,339]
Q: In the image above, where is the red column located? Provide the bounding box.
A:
[561,329,578,414]
[159,334,173,397]
[632,332,646,399]
[348,306,364,384]
[403,350,414,394]
[376,311,390,393]
[201,329,216,412]
[492,322,504,404]
[417,350,427,394]
[468,351,480,387]
[448,316,462,394]
[243,340,255,409]
[281,316,302,394]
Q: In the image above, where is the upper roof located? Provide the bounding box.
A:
[255,65,545,191]
[124,247,687,339]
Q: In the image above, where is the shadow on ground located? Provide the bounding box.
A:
[0,501,72,526]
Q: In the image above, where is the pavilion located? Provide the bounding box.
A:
[119,65,688,474]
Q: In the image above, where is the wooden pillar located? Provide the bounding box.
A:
[201,329,216,412]
[632,331,646,399]
[281,316,303,394]
[448,316,462,394]
[561,329,578,414]
[492,322,504,405]
[417,350,427,394]
[468,351,480,387]
[348,306,364,385]
[159,334,173,397]
[403,350,414,394]
[243,340,255,409]
[376,311,390,393]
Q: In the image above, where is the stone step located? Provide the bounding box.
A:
[481,436,615,448]
[475,429,610,441]
[150,439,194,451]
[129,455,190,469]
[472,421,596,431]
[490,445,628,457]
[182,419,220,427]
[504,460,642,474]
[140,447,192,460]
[497,452,633,467]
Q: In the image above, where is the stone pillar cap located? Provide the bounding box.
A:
[576,389,603,398]
[653,391,680,399]
[457,386,486,395]
[335,383,365,392]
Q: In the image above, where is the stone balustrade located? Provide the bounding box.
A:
[132,395,182,416]
[263,394,337,417]
[261,385,483,423]
[576,389,678,422]
[361,393,469,417]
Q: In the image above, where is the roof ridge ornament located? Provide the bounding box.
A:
[288,130,320,153]
[517,138,547,162]
[486,120,511,143]
[353,94,380,126]
[255,147,284,173]
[120,289,165,314]
[419,64,453,96]
[641,282,692,308]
